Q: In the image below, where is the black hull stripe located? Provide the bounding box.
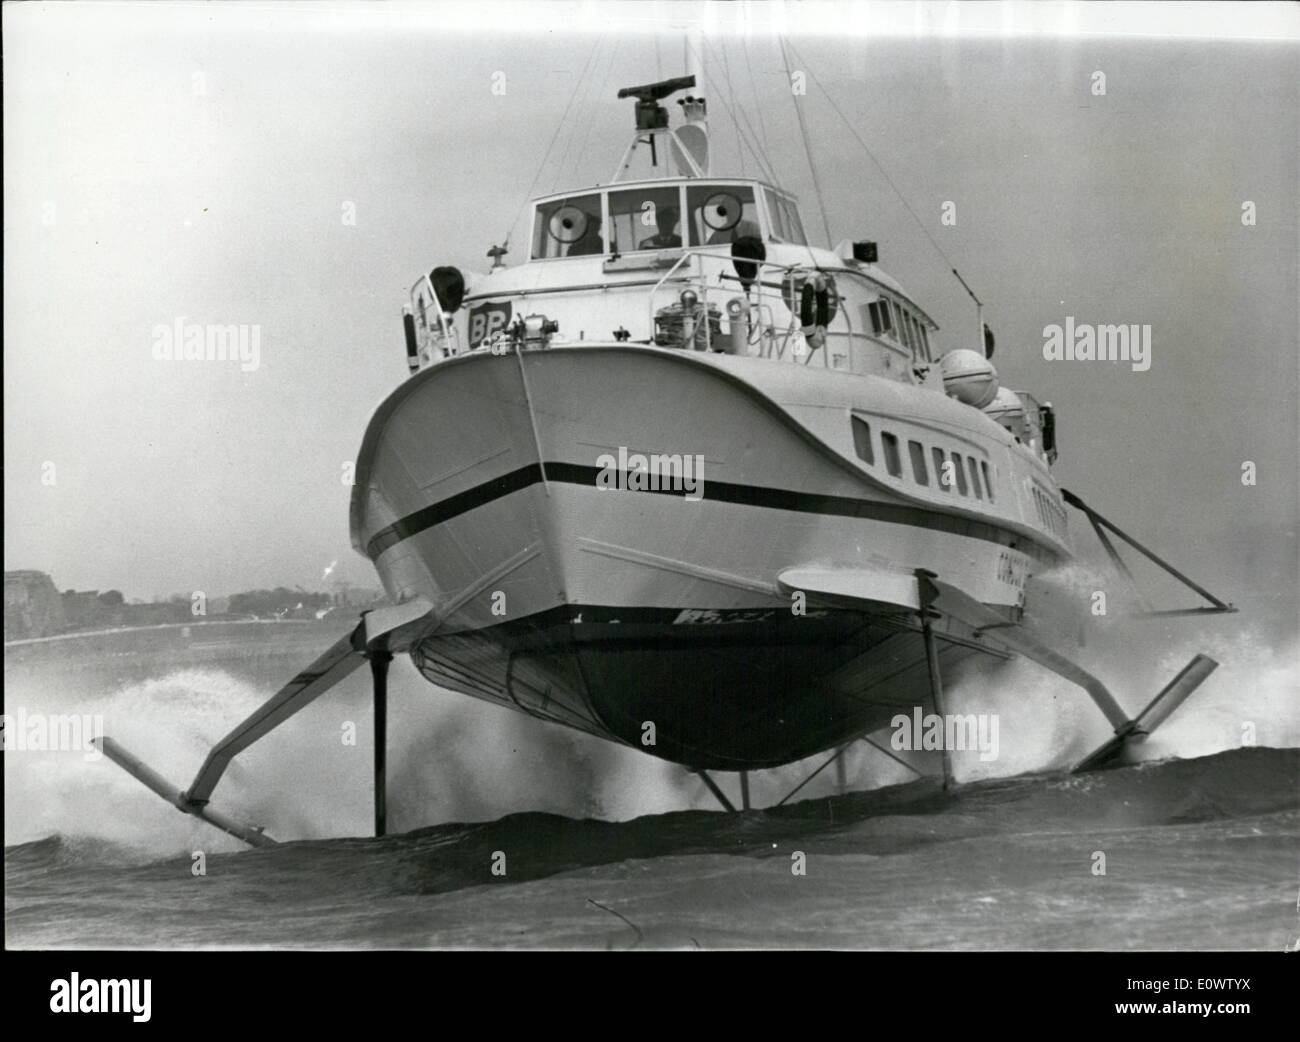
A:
[366,462,1051,561]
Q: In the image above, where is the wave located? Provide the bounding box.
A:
[5,596,1295,858]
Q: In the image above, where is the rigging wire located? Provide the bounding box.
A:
[553,36,613,192]
[692,37,780,186]
[569,37,622,186]
[553,36,615,191]
[701,37,778,184]
[503,34,603,248]
[782,37,983,309]
[780,35,834,248]
[718,43,747,177]
[732,91,782,187]
[741,34,775,174]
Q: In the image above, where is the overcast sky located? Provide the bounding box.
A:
[4,3,1296,626]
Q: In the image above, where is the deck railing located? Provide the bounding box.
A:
[646,248,873,367]
[409,248,914,370]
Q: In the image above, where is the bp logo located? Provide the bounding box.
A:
[468,301,512,345]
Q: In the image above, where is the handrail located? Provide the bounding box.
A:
[646,250,878,365]
[409,274,458,360]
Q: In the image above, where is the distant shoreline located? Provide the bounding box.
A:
[3,617,348,650]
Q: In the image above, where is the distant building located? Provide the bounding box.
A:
[331,583,388,609]
[121,601,186,627]
[61,589,110,631]
[4,570,66,640]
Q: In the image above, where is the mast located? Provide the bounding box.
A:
[681,26,708,176]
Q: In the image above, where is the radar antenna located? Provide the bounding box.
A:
[611,75,708,180]
[617,75,696,129]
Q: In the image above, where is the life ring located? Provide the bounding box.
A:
[783,271,836,351]
[800,279,832,329]
[782,270,838,326]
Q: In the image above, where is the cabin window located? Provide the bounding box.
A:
[967,457,983,499]
[908,315,925,358]
[867,300,893,336]
[687,184,759,247]
[895,305,914,350]
[952,452,969,495]
[908,441,929,485]
[918,324,932,360]
[532,194,604,259]
[1036,488,1061,532]
[607,186,683,253]
[932,447,950,490]
[881,432,902,477]
[981,460,995,501]
[851,416,874,464]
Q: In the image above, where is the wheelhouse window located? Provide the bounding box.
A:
[764,188,788,240]
[867,300,893,336]
[687,184,759,246]
[896,305,914,351]
[781,198,807,245]
[884,301,899,343]
[980,461,995,501]
[763,188,808,246]
[882,303,930,361]
[532,193,604,259]
[608,186,683,253]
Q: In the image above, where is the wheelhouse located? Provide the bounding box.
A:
[529,178,808,260]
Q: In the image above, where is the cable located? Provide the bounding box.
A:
[552,36,611,192]
[782,36,982,307]
[502,35,603,249]
[779,35,834,248]
[742,34,775,179]
[718,43,746,176]
[569,36,622,187]
[701,37,778,183]
[693,37,780,186]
